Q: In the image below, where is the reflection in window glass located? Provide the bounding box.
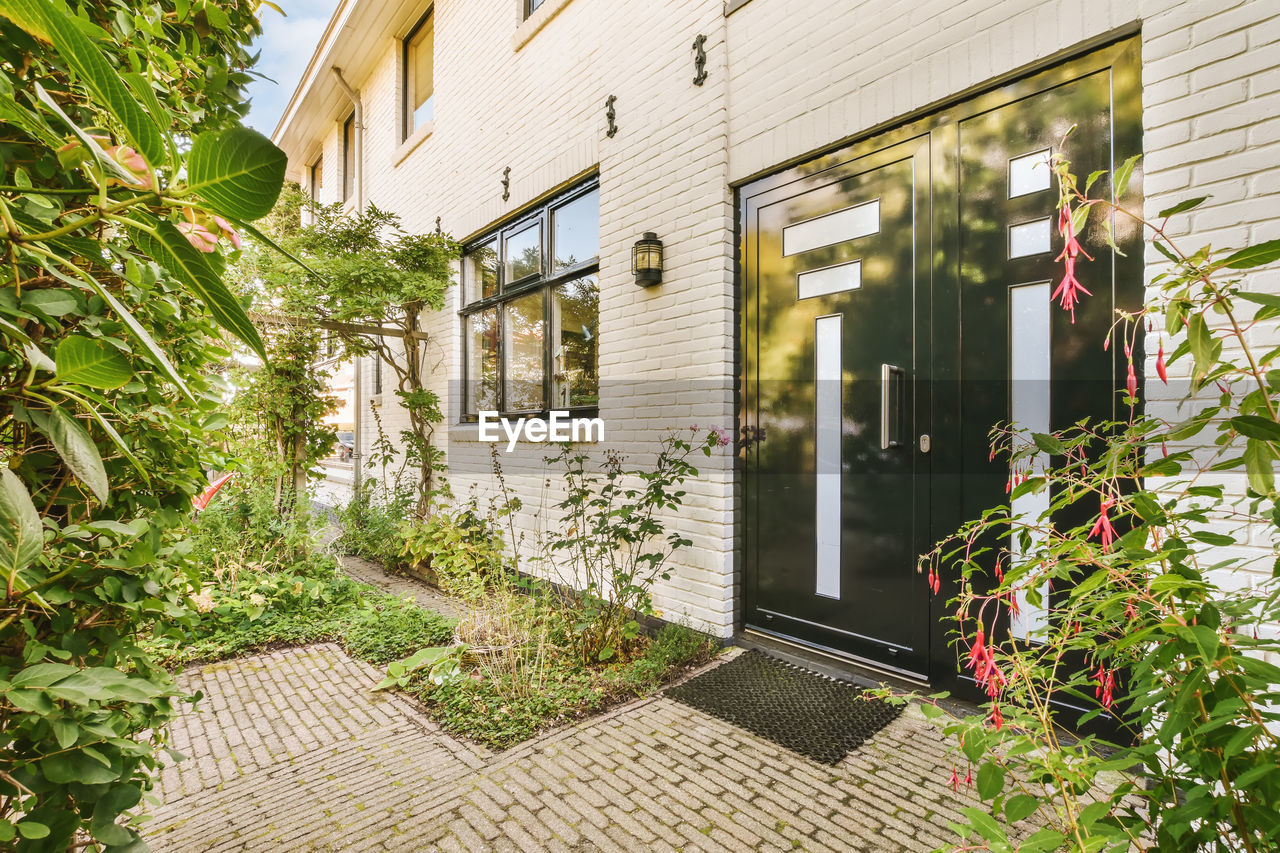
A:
[404,12,434,135]
[504,292,544,411]
[342,114,355,202]
[552,188,600,273]
[466,309,499,414]
[505,222,541,283]
[463,240,498,303]
[553,275,599,408]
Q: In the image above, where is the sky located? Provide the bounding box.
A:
[242,0,342,136]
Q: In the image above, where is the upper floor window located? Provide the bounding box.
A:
[309,157,322,203]
[342,113,355,202]
[461,180,600,418]
[403,10,435,139]
[524,0,545,18]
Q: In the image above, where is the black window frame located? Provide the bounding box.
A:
[459,178,600,422]
[342,113,355,203]
[401,8,434,142]
[523,0,546,20]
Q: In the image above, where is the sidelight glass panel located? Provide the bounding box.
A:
[552,275,599,408]
[504,291,545,411]
[466,309,499,415]
[1008,149,1052,198]
[797,260,862,300]
[1008,217,1051,258]
[463,240,498,303]
[783,199,880,256]
[1009,282,1051,640]
[814,314,842,600]
[505,222,541,283]
[551,188,600,273]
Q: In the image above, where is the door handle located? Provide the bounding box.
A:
[880,363,904,450]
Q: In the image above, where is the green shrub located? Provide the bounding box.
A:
[335,481,413,570]
[614,623,718,691]
[425,670,604,749]
[399,501,508,597]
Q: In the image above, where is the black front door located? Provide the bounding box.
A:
[740,39,1142,687]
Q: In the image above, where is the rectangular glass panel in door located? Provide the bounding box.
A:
[744,136,930,676]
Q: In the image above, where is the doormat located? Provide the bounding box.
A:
[664,650,903,765]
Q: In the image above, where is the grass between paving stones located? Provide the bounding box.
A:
[148,572,456,668]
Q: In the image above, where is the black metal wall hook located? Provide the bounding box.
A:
[605,95,617,138]
[693,34,708,86]
[501,167,511,202]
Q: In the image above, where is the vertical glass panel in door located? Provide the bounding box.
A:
[504,291,545,412]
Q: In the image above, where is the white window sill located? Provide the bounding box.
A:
[513,0,575,51]
[394,121,435,167]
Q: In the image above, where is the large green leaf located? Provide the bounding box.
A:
[40,751,118,785]
[1222,239,1280,270]
[55,335,132,389]
[0,468,43,582]
[41,404,108,503]
[0,0,164,165]
[133,222,266,357]
[186,127,287,221]
[45,667,165,705]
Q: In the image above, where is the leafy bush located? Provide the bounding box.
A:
[335,479,414,571]
[0,1,285,847]
[913,148,1280,850]
[400,500,508,596]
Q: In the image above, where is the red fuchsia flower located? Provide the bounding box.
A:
[964,767,973,786]
[989,704,1004,730]
[949,767,960,792]
[211,216,242,251]
[1125,600,1139,621]
[1051,204,1094,322]
[177,220,218,253]
[1125,362,1138,400]
[1088,494,1117,551]
[926,565,941,595]
[1156,341,1168,384]
[1093,664,1116,710]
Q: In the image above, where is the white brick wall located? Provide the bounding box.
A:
[284,0,1280,636]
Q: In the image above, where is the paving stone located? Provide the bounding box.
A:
[144,555,1038,852]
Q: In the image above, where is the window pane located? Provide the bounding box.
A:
[552,188,599,273]
[463,240,498,303]
[466,309,499,414]
[310,157,322,202]
[504,291,545,411]
[552,275,599,408]
[406,13,434,133]
[504,222,541,283]
[342,115,354,202]
[527,0,545,15]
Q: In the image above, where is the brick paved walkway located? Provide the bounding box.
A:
[144,557,1027,851]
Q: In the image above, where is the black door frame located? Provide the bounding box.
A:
[735,35,1143,699]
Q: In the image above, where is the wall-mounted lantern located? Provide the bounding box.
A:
[631,232,664,287]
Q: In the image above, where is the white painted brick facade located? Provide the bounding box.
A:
[279,0,1280,639]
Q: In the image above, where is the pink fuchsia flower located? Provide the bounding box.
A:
[212,215,242,251]
[1088,494,1117,551]
[1156,342,1168,384]
[1125,362,1138,400]
[1051,204,1094,322]
[177,220,219,253]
